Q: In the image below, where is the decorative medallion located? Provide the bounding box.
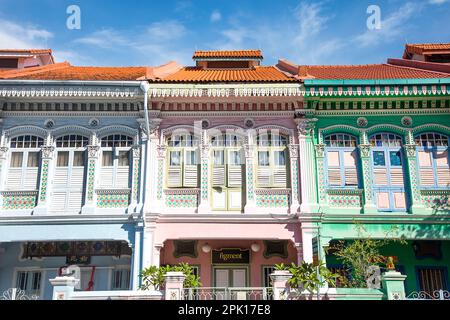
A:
[244,118,255,128]
[401,116,413,127]
[44,119,55,129]
[357,117,368,128]
[89,118,100,128]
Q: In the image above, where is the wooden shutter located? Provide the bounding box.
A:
[228,165,242,187]
[51,191,67,211]
[373,168,388,185]
[393,192,406,209]
[257,167,271,187]
[116,167,130,188]
[390,168,404,186]
[327,151,341,186]
[343,151,358,186]
[23,168,39,190]
[68,191,83,211]
[273,167,287,187]
[167,167,182,187]
[6,168,22,190]
[100,167,114,188]
[418,151,435,186]
[213,166,226,186]
[436,150,450,187]
[184,165,198,187]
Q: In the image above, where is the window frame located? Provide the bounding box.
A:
[110,266,131,291]
[324,134,360,189]
[100,135,133,189]
[415,132,450,190]
[13,268,44,299]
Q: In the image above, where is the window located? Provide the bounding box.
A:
[16,270,42,298]
[111,268,131,290]
[52,135,89,212]
[6,136,44,192]
[256,133,289,188]
[417,267,448,295]
[99,135,133,189]
[370,133,406,212]
[415,133,450,188]
[325,134,359,188]
[166,133,199,188]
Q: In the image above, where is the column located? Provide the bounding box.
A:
[381,271,407,300]
[295,119,318,214]
[142,224,155,269]
[244,141,257,213]
[288,144,301,214]
[270,270,293,300]
[314,143,328,209]
[155,145,166,210]
[164,271,186,300]
[82,143,100,214]
[358,132,378,214]
[34,144,55,215]
[404,131,424,214]
[129,145,141,212]
[153,244,162,268]
[0,145,9,208]
[294,243,303,264]
[131,222,143,290]
[301,223,319,263]
[49,276,79,300]
[198,130,211,213]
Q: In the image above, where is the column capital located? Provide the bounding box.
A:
[314,144,326,158]
[0,146,9,159]
[132,145,141,158]
[404,144,417,158]
[244,144,256,158]
[288,144,300,158]
[87,145,100,158]
[157,145,167,159]
[295,118,318,137]
[358,144,372,158]
[41,146,55,159]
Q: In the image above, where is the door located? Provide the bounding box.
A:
[214,268,248,299]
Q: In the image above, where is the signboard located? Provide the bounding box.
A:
[66,255,91,265]
[212,248,250,264]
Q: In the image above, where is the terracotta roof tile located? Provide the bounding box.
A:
[0,49,52,55]
[154,66,294,83]
[193,50,263,59]
[296,64,450,79]
[0,62,150,81]
[404,43,450,56]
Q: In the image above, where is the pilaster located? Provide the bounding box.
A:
[288,144,301,214]
[81,144,100,214]
[198,130,211,213]
[358,138,378,214]
[34,145,55,214]
[404,134,424,213]
[244,142,257,213]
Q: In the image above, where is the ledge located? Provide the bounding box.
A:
[0,190,38,196]
[96,189,131,195]
[164,188,200,195]
[420,189,450,195]
[327,189,363,195]
[255,189,291,195]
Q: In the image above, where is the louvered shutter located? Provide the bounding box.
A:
[116,167,130,188]
[257,167,271,187]
[327,151,341,186]
[373,168,388,185]
[52,192,67,211]
[418,151,435,186]
[390,168,404,186]
[343,151,358,186]
[68,191,83,211]
[23,168,39,190]
[100,167,114,188]
[436,150,450,187]
[273,168,287,187]
[6,168,22,190]
[184,165,198,187]
[227,150,242,187]
[168,167,182,187]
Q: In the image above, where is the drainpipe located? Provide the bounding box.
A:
[140,81,151,139]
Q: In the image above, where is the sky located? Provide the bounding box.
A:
[0,0,449,67]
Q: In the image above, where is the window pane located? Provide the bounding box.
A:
[27,152,40,168]
[170,151,181,166]
[390,151,402,166]
[213,150,224,165]
[10,152,23,167]
[73,152,85,166]
[274,151,286,166]
[57,152,69,167]
[185,151,197,165]
[230,151,241,165]
[102,151,113,167]
[258,151,270,166]
[373,151,386,166]
[118,151,130,166]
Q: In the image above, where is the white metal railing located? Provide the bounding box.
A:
[183,287,273,301]
[1,288,39,300]
[406,290,450,300]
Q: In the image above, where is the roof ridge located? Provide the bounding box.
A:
[384,61,450,76]
[0,61,71,79]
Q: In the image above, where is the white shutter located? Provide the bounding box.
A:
[71,167,85,188]
[183,165,198,187]
[68,191,83,211]
[116,167,130,188]
[390,168,404,186]
[6,168,22,190]
[54,168,69,187]
[257,167,271,187]
[273,167,287,187]
[51,192,67,211]
[100,167,114,188]
[228,191,242,210]
[167,167,182,187]
[374,168,388,185]
[228,165,242,187]
[23,168,39,190]
[213,166,226,186]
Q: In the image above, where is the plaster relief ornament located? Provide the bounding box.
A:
[357,117,368,128]
[401,116,413,127]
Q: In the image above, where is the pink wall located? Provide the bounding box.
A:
[161,239,298,287]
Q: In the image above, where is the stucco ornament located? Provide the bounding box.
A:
[132,145,141,158]
[404,144,417,157]
[297,118,318,136]
[314,144,326,158]
[289,144,300,158]
[401,116,413,127]
[87,145,100,158]
[157,145,167,158]
[357,117,368,128]
[358,144,371,158]
[0,147,9,159]
[41,146,55,159]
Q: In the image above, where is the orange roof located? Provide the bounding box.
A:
[292,64,450,79]
[404,43,450,57]
[154,66,294,83]
[193,50,263,60]
[0,62,151,81]
[0,49,53,55]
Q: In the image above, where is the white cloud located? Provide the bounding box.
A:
[353,2,422,47]
[146,20,186,41]
[74,29,129,49]
[210,10,222,22]
[0,19,53,49]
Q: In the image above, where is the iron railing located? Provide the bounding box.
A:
[183,287,273,300]
[1,288,39,300]
[406,290,450,300]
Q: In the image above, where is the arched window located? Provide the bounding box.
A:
[210,133,244,211]
[53,135,89,212]
[7,135,44,191]
[166,133,199,188]
[100,135,134,189]
[369,133,406,211]
[256,132,289,188]
[324,134,358,187]
[415,133,449,188]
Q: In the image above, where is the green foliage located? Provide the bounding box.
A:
[276,262,339,294]
[139,263,201,290]
[330,222,407,288]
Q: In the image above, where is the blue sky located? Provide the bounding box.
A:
[0,0,449,67]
